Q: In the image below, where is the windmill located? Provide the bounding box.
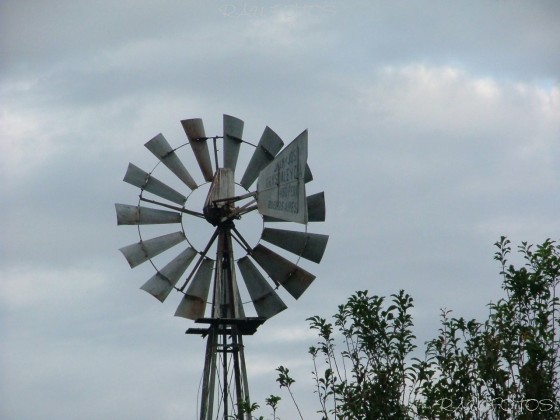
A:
[115,115,328,419]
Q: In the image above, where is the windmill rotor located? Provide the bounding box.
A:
[115,114,329,420]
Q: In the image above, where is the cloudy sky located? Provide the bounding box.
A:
[1,1,559,419]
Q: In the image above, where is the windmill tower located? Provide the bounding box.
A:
[115,115,328,419]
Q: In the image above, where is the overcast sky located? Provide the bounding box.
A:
[1,1,559,419]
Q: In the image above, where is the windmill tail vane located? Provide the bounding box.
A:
[115,114,328,420]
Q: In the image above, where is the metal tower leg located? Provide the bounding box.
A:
[199,326,217,420]
[193,227,257,420]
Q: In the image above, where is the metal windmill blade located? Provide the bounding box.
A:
[239,126,284,189]
[175,258,214,320]
[140,247,198,302]
[115,114,329,420]
[181,118,213,182]
[223,114,244,171]
[261,227,328,263]
[119,231,185,268]
[250,244,316,299]
[237,256,287,318]
[115,204,182,225]
[123,163,187,205]
[145,133,198,190]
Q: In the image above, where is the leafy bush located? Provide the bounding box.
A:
[237,238,560,419]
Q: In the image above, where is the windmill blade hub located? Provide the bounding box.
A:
[203,168,236,226]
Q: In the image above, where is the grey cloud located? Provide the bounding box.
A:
[1,1,559,419]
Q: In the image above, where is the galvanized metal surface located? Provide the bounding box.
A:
[175,258,214,320]
[140,247,197,302]
[238,256,287,318]
[115,204,182,225]
[197,229,250,420]
[223,114,244,172]
[262,192,326,223]
[144,133,198,190]
[119,231,185,268]
[201,328,218,420]
[261,227,328,263]
[250,244,316,299]
[234,279,246,319]
[123,163,187,205]
[257,130,308,224]
[181,118,213,182]
[117,115,328,420]
[203,168,235,225]
[307,191,326,222]
[187,318,266,336]
[239,126,284,189]
[304,164,313,183]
